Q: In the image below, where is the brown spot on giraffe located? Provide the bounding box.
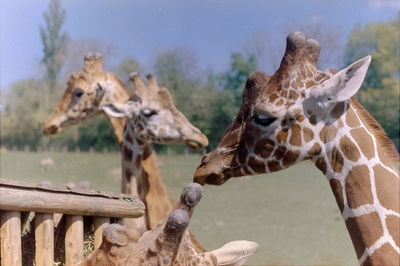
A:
[374,164,400,212]
[308,143,321,156]
[305,80,316,88]
[276,99,284,106]
[303,127,314,143]
[363,243,399,266]
[269,93,279,103]
[386,215,400,248]
[283,150,300,167]
[345,165,374,209]
[276,130,289,143]
[289,124,302,146]
[345,212,384,259]
[268,160,281,172]
[296,114,305,122]
[309,115,317,125]
[254,139,274,158]
[284,80,290,88]
[329,178,344,213]
[329,147,343,173]
[346,106,360,128]
[281,89,288,98]
[330,102,345,119]
[350,128,375,160]
[289,90,299,101]
[315,157,327,175]
[319,124,337,143]
[248,156,266,173]
[339,135,361,162]
[273,146,287,160]
[124,145,133,159]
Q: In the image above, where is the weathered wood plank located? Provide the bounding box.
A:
[93,217,110,249]
[35,213,54,266]
[1,211,22,266]
[65,215,83,266]
[0,185,144,218]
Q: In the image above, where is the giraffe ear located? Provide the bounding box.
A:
[101,103,131,118]
[210,240,259,266]
[309,55,371,106]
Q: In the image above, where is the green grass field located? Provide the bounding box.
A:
[1,150,358,265]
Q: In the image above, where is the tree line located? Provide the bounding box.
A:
[1,1,398,153]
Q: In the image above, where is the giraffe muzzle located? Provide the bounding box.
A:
[43,124,61,135]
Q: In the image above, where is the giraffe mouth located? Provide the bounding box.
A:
[43,124,62,135]
[185,133,209,150]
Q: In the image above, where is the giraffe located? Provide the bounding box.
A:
[194,32,399,265]
[101,72,209,232]
[43,54,208,232]
[79,182,259,266]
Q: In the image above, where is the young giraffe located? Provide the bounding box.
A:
[194,32,399,265]
[80,183,259,266]
[43,54,208,231]
[102,73,209,231]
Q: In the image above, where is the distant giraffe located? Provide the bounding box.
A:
[194,32,399,265]
[43,54,208,232]
[102,72,209,231]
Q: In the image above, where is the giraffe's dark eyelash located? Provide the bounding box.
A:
[254,115,277,127]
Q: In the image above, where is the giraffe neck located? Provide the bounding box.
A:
[313,101,399,265]
[122,125,175,229]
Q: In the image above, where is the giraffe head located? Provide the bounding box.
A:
[43,53,129,135]
[81,183,258,266]
[195,31,371,185]
[101,73,209,150]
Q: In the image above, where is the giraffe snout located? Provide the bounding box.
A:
[43,124,61,135]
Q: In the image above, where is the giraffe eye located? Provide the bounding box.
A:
[73,88,84,98]
[141,108,157,117]
[254,115,277,127]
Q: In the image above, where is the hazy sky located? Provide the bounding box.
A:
[1,0,398,90]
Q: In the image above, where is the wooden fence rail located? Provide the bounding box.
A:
[0,178,145,266]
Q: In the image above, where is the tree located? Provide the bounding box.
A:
[116,57,142,85]
[40,0,68,92]
[345,14,400,149]
[218,52,258,107]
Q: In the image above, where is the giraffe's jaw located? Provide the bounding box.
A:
[43,123,62,135]
[193,152,236,185]
[185,133,209,150]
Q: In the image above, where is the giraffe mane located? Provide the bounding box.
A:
[349,97,400,166]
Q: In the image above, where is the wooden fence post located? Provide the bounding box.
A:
[93,217,110,249]
[1,211,22,266]
[35,213,54,266]
[65,215,83,266]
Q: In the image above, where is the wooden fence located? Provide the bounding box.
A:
[0,178,145,266]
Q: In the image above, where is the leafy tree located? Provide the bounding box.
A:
[40,0,68,92]
[218,53,258,106]
[1,79,53,150]
[345,14,400,149]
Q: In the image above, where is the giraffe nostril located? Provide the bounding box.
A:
[43,125,60,135]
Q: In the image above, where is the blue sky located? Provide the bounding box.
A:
[1,0,398,90]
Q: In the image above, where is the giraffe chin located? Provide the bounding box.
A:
[43,124,62,135]
[193,169,230,186]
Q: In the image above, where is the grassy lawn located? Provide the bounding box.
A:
[1,150,357,265]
